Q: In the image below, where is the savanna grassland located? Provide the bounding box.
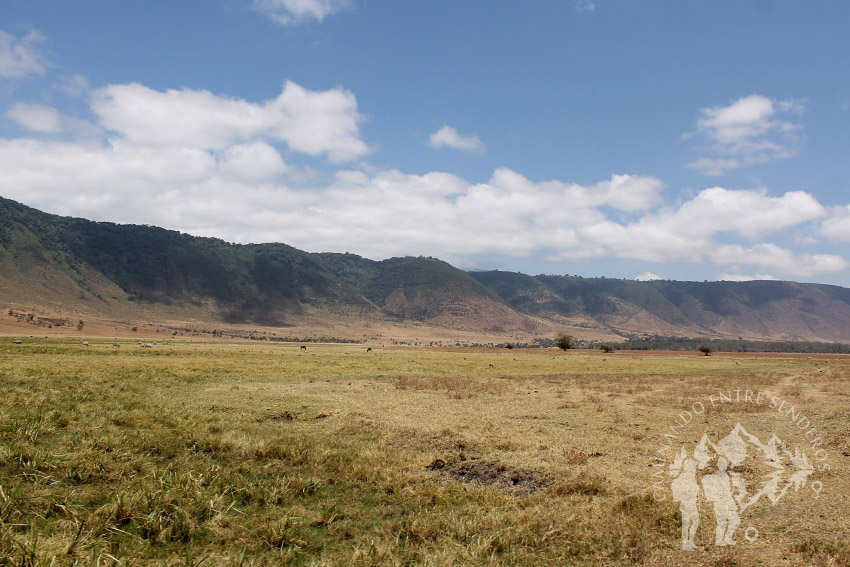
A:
[1,339,848,566]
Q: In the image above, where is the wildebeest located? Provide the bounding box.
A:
[367,347,372,352]
[300,345,307,351]
[112,343,120,348]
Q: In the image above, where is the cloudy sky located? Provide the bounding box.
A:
[1,1,849,285]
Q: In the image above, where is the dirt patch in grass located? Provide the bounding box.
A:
[266,411,300,422]
[426,456,546,496]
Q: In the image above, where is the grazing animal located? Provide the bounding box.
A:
[13,339,22,345]
[112,343,120,348]
[140,343,153,349]
[367,347,372,352]
[300,345,307,351]
[82,341,89,346]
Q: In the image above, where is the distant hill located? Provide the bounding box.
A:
[0,196,538,335]
[468,271,850,342]
[3,195,850,342]
[0,196,364,325]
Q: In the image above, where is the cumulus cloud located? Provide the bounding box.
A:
[6,103,64,132]
[686,94,804,175]
[657,186,825,241]
[710,243,847,278]
[635,272,662,281]
[92,81,371,162]
[218,141,286,181]
[822,205,850,243]
[0,131,842,279]
[717,273,777,282]
[5,103,100,140]
[0,29,47,80]
[251,0,349,24]
[541,186,827,267]
[429,125,485,153]
[0,75,842,280]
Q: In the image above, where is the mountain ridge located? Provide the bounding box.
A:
[3,195,850,342]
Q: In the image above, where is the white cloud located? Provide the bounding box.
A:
[92,81,371,162]
[1,133,842,279]
[5,103,101,140]
[822,205,850,243]
[542,186,826,267]
[686,94,804,175]
[251,0,349,24]
[0,78,842,280]
[575,0,596,12]
[635,272,662,281]
[218,141,286,181]
[710,243,847,278]
[53,74,89,98]
[717,273,777,282]
[6,103,63,132]
[661,186,825,241]
[429,125,485,153]
[272,81,371,162]
[0,29,46,80]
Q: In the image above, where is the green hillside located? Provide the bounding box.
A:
[469,270,850,342]
[0,197,512,327]
[4,196,850,342]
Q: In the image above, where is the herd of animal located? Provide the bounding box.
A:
[11,339,166,348]
[11,340,378,352]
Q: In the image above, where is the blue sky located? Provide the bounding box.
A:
[1,0,849,285]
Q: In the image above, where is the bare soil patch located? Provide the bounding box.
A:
[426,456,547,496]
[265,411,300,422]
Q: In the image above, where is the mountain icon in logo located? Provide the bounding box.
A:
[670,423,815,550]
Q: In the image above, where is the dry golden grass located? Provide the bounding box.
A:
[0,338,847,565]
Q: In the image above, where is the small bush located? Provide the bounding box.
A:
[555,334,574,351]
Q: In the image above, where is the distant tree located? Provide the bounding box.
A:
[599,344,614,353]
[555,334,575,351]
[698,345,712,356]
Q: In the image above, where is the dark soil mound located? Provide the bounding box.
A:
[427,456,546,496]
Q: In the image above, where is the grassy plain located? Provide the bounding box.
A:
[0,338,848,566]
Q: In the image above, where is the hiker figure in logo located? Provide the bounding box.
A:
[671,453,700,551]
[702,456,740,546]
